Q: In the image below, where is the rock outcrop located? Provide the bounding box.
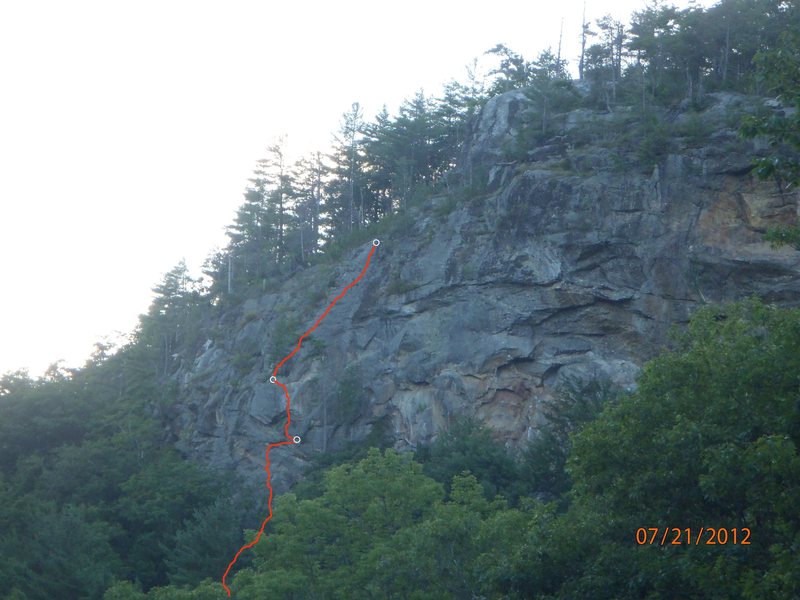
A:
[170,90,800,492]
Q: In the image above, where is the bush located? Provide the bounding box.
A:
[418,417,518,501]
[636,114,672,170]
[268,317,300,366]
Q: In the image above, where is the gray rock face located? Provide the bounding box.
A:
[170,90,800,492]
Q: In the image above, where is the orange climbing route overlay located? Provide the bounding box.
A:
[221,239,380,596]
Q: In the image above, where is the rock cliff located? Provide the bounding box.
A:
[170,90,800,491]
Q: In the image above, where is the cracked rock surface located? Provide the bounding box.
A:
[169,90,800,492]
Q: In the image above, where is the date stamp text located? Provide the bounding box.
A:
[635,527,751,546]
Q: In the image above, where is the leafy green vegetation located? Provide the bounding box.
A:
[191,0,799,308]
[0,368,255,598]
[165,300,800,597]
[0,265,260,599]
[3,298,800,597]
[740,30,800,248]
[3,1,800,597]
[764,224,800,250]
[268,316,300,365]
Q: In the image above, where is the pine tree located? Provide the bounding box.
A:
[437,60,488,160]
[250,137,293,265]
[289,152,326,263]
[527,48,573,136]
[362,106,397,218]
[137,260,201,376]
[485,44,530,95]
[327,103,368,237]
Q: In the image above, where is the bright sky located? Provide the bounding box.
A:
[0,0,716,377]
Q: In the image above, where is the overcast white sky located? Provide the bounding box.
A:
[0,0,716,377]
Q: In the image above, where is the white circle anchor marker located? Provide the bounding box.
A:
[372,239,380,246]
[269,376,277,383]
[292,436,301,444]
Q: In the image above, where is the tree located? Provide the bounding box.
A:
[704,0,798,92]
[526,48,574,136]
[485,44,530,95]
[361,106,396,218]
[628,2,684,101]
[590,15,627,108]
[103,581,145,600]
[113,452,221,589]
[327,103,367,237]
[27,503,121,599]
[741,30,800,248]
[441,59,488,126]
[0,377,90,473]
[578,2,592,80]
[221,138,297,291]
[136,260,203,376]
[289,152,325,263]
[358,473,507,598]
[361,91,450,213]
[247,137,294,266]
[225,190,275,285]
[419,417,518,501]
[232,449,443,598]
[392,91,448,206]
[743,31,800,186]
[0,369,33,397]
[437,60,489,180]
[166,492,263,587]
[509,299,800,598]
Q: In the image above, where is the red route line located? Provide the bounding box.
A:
[221,240,379,596]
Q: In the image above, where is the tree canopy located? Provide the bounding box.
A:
[4,1,800,597]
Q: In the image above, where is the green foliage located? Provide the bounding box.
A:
[485,43,531,95]
[113,454,223,589]
[357,472,510,599]
[432,192,462,217]
[418,417,518,501]
[238,312,259,328]
[509,298,800,598]
[148,580,228,600]
[2,501,120,600]
[764,224,800,250]
[291,415,393,501]
[0,352,248,598]
[741,31,800,183]
[572,300,800,517]
[95,299,800,599]
[623,0,798,107]
[0,368,34,396]
[675,111,716,146]
[103,581,146,600]
[321,207,414,264]
[135,260,209,377]
[739,31,800,250]
[516,376,617,504]
[229,449,444,598]
[636,112,672,170]
[268,316,300,365]
[0,378,90,473]
[231,337,261,376]
[8,3,800,597]
[165,492,263,587]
